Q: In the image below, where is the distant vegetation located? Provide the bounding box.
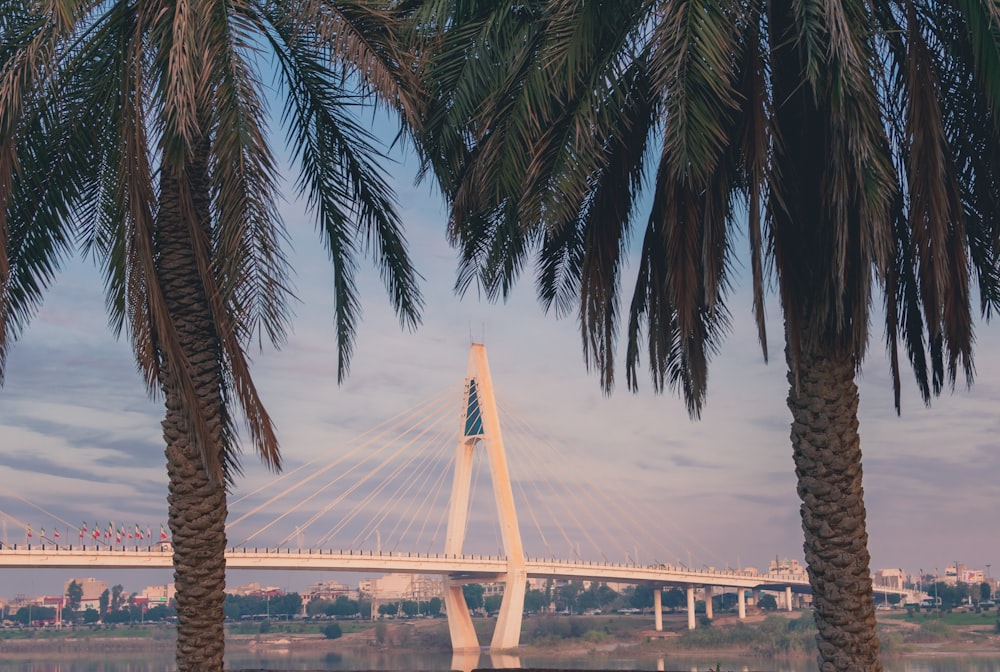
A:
[672,614,818,657]
[520,615,643,646]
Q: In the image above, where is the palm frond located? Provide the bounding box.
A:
[0,0,89,381]
[209,2,291,350]
[267,9,422,381]
[650,0,740,186]
[733,0,771,362]
[282,0,425,139]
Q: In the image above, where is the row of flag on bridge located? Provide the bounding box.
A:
[25,523,169,544]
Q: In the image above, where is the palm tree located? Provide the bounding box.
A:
[415,1,1000,669]
[1,0,424,668]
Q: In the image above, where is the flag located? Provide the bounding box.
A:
[53,529,60,539]
[92,522,100,539]
[159,524,168,541]
[26,525,32,538]
[146,525,152,540]
[40,527,44,539]
[81,522,87,539]
[135,523,141,539]
[105,523,112,539]
[115,530,121,543]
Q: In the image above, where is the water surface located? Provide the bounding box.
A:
[2,650,999,672]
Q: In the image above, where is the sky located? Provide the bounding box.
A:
[1,128,999,600]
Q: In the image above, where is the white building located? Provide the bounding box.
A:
[358,574,442,601]
[141,583,175,606]
[63,578,107,611]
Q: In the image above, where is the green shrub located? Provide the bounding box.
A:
[322,622,342,639]
[910,620,954,643]
[582,629,608,643]
[674,614,817,657]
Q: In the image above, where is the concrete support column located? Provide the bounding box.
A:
[492,569,526,649]
[443,580,479,651]
[686,586,696,630]
[653,586,663,631]
[737,589,746,620]
[785,586,793,612]
[704,586,713,620]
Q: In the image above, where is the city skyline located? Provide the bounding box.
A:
[0,561,992,606]
[1,139,998,598]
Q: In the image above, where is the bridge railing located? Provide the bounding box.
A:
[0,544,803,584]
[0,543,173,552]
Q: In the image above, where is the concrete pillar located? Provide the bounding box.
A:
[443,345,527,651]
[737,589,746,619]
[785,586,793,612]
[492,569,526,649]
[653,586,663,631]
[443,580,479,651]
[686,586,696,630]
[704,586,713,619]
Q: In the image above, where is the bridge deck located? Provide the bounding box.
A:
[0,545,822,592]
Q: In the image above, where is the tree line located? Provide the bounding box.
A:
[458,581,781,616]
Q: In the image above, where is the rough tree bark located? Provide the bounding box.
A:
[155,147,228,671]
[788,345,881,672]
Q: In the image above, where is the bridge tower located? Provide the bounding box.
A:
[443,343,527,651]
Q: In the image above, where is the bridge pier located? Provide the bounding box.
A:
[443,579,479,651]
[738,588,746,619]
[704,586,713,620]
[653,586,663,631]
[785,586,793,611]
[686,586,695,630]
[491,566,526,649]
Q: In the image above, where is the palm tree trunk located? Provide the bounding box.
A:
[788,344,881,672]
[156,151,227,671]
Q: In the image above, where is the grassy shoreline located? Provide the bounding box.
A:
[2,611,998,660]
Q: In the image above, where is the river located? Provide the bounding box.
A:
[2,650,1000,671]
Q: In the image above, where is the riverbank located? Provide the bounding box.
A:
[2,611,998,661]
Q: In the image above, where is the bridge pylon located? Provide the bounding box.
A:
[443,343,526,651]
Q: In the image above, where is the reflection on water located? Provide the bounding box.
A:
[2,651,1000,672]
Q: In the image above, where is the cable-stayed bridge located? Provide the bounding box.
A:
[1,344,911,651]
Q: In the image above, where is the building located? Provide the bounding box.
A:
[944,564,986,586]
[358,573,442,602]
[874,568,907,591]
[768,557,807,578]
[141,583,176,607]
[303,579,352,602]
[225,582,283,598]
[63,578,108,611]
